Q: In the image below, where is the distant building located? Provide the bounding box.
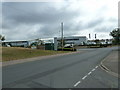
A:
[87,39,113,45]
[99,39,112,44]
[87,40,96,45]
[2,40,29,47]
[64,36,88,45]
[54,36,88,50]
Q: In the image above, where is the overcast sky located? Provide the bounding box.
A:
[1,0,119,41]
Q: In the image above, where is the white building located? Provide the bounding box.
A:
[2,40,29,47]
[87,39,113,45]
[64,36,87,45]
[54,36,88,50]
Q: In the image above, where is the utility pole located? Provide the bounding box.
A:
[89,33,91,39]
[61,22,64,50]
[95,34,96,39]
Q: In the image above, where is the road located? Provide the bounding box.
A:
[2,47,119,88]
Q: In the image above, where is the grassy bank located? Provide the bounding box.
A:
[2,47,70,61]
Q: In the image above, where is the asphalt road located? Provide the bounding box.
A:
[2,47,119,88]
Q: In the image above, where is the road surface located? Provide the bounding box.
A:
[2,47,119,88]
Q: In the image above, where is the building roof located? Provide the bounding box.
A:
[55,36,87,39]
[2,40,28,43]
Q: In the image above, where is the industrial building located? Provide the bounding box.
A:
[2,40,29,47]
[54,36,88,50]
[87,39,113,45]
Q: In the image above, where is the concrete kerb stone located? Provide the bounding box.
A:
[100,51,120,78]
[1,51,82,67]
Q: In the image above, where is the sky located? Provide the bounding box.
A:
[1,0,119,41]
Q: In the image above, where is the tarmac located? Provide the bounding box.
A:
[1,51,82,67]
[1,47,120,79]
[100,49,120,78]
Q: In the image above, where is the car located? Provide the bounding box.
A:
[64,44,74,48]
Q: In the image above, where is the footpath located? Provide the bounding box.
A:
[100,50,119,78]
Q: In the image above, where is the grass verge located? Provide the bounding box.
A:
[2,47,70,62]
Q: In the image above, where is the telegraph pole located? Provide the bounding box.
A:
[89,33,91,39]
[95,34,96,39]
[61,22,64,50]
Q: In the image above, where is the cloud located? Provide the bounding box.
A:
[85,18,104,29]
[93,18,118,33]
[2,2,82,40]
[1,0,118,40]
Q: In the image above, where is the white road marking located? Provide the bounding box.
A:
[82,75,87,80]
[74,81,81,87]
[73,66,98,87]
[88,71,92,75]
[92,68,96,71]
[95,66,98,69]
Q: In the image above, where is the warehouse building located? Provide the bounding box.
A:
[54,36,88,50]
[2,40,29,47]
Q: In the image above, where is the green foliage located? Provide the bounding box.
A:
[58,39,66,48]
[2,47,70,61]
[0,35,5,41]
[30,42,37,46]
[110,28,120,44]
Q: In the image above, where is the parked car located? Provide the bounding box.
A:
[64,44,74,48]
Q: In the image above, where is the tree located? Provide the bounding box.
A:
[110,28,120,44]
[0,35,2,40]
[0,35,5,41]
[35,38,44,45]
[1,36,5,41]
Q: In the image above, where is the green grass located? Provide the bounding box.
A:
[2,47,70,61]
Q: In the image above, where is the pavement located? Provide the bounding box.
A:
[100,49,119,78]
